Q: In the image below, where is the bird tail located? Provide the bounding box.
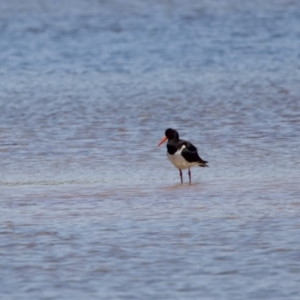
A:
[198,160,208,167]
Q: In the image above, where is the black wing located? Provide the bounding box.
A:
[180,141,208,166]
[181,140,197,152]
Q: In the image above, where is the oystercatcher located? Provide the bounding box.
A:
[157,128,208,184]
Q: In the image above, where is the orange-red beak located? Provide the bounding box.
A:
[157,136,168,147]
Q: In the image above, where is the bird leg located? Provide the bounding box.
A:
[179,169,183,184]
[188,168,191,184]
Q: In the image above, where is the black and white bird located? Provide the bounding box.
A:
[157,128,208,184]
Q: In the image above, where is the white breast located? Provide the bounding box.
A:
[167,145,198,170]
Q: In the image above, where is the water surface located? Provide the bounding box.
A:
[1,0,300,299]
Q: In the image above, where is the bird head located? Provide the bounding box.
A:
[157,128,179,146]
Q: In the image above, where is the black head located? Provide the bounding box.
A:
[157,128,180,147]
[165,128,179,140]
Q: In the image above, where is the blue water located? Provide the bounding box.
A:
[1,1,300,299]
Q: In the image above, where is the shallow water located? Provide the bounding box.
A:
[1,0,300,299]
